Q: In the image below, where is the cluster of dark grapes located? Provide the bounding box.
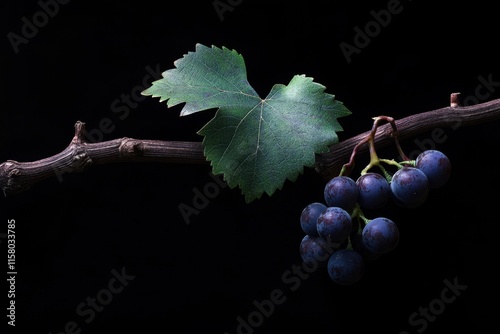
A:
[299,149,451,285]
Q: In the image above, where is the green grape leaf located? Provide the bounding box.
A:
[142,43,351,203]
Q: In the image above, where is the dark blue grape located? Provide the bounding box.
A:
[317,206,353,243]
[415,150,451,188]
[300,202,327,236]
[390,166,429,208]
[327,249,364,285]
[300,235,335,267]
[350,233,381,261]
[356,172,390,210]
[361,217,399,255]
[323,176,359,211]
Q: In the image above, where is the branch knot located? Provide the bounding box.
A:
[119,138,145,158]
[0,160,27,196]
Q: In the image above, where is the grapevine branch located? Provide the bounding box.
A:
[0,122,206,196]
[316,94,500,180]
[1,94,500,196]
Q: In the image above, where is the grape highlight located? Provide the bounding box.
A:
[390,167,429,208]
[415,149,451,188]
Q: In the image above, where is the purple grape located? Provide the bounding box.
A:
[299,235,336,267]
[350,233,381,261]
[415,150,451,189]
[361,217,399,255]
[327,249,364,285]
[390,166,429,208]
[317,206,353,243]
[356,172,390,210]
[323,176,359,211]
[300,202,327,236]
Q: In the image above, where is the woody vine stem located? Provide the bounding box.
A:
[1,93,500,196]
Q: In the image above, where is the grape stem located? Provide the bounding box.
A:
[350,203,370,227]
[316,96,500,181]
[348,204,369,250]
[339,116,408,179]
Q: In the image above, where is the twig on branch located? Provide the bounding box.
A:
[1,95,500,196]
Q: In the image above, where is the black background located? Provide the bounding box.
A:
[1,0,499,333]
